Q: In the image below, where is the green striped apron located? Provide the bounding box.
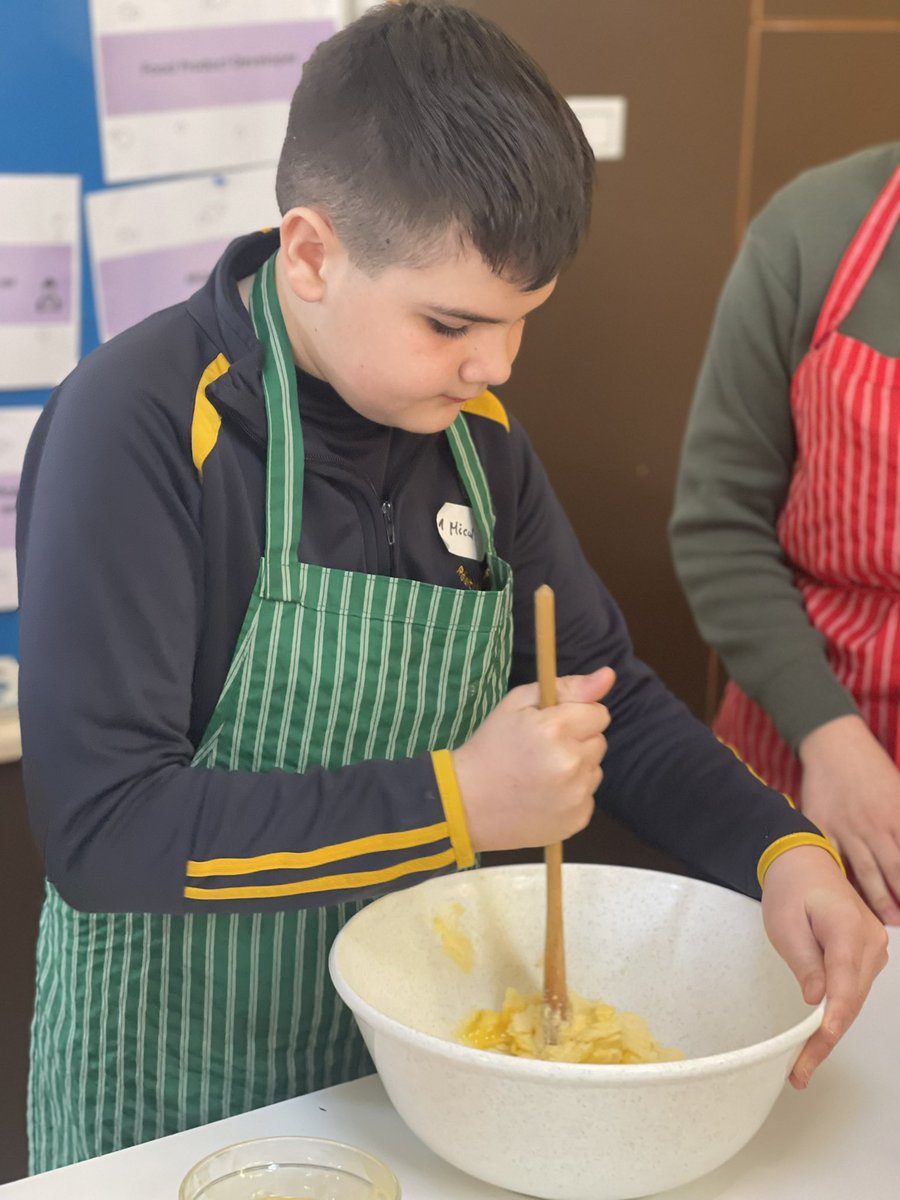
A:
[28,252,513,1173]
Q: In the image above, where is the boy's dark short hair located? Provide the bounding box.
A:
[275,0,594,289]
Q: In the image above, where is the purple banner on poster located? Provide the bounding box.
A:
[97,237,232,340]
[0,474,19,549]
[0,244,73,324]
[99,20,335,117]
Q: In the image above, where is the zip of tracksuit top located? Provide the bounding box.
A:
[16,230,836,915]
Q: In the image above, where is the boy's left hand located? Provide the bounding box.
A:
[761,845,889,1089]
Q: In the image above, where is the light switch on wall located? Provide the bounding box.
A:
[566,96,627,160]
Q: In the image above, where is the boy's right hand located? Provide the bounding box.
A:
[453,667,615,852]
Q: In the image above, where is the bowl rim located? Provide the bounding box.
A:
[329,863,826,1087]
[178,1134,401,1194]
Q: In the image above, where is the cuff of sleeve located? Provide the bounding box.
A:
[753,657,860,751]
[431,749,475,869]
[757,832,846,891]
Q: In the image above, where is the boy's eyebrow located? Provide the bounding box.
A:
[427,304,504,325]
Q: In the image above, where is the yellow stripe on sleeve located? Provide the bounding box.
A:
[757,833,846,891]
[186,821,450,878]
[191,353,230,477]
[185,848,456,901]
[460,389,510,431]
[718,738,798,807]
[431,749,475,869]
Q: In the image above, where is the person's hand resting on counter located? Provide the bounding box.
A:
[799,715,900,926]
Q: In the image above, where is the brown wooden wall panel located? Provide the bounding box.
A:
[751,30,900,215]
[765,0,900,19]
[465,0,752,716]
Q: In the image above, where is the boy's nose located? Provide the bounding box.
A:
[460,357,513,388]
[459,331,517,388]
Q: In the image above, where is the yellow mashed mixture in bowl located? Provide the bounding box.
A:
[459,987,683,1064]
[434,897,681,1065]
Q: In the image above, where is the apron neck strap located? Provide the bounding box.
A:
[812,164,900,348]
[445,416,498,559]
[250,252,305,567]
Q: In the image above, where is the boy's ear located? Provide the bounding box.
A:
[279,207,337,302]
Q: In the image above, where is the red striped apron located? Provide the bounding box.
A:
[714,165,900,801]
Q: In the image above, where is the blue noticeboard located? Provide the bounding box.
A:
[0,1,102,656]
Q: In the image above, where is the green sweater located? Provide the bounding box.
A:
[670,142,900,751]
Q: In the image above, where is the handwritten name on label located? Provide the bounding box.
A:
[436,502,485,562]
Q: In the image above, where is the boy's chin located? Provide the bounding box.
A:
[407,412,463,435]
[387,405,464,436]
[341,392,461,434]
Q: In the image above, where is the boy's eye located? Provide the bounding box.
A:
[428,318,470,339]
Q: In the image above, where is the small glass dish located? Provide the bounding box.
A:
[179,1135,401,1200]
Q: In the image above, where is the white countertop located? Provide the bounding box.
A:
[3,928,897,1199]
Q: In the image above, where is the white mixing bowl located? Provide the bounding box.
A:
[329,863,823,1200]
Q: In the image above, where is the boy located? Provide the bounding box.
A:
[18,0,885,1173]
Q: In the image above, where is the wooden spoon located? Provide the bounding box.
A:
[535,584,569,1045]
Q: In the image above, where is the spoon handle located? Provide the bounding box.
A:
[535,585,569,1041]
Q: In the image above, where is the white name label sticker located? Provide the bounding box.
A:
[436,502,485,562]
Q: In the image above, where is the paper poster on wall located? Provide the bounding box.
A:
[89,0,343,184]
[86,167,279,342]
[0,175,82,392]
[0,406,41,611]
